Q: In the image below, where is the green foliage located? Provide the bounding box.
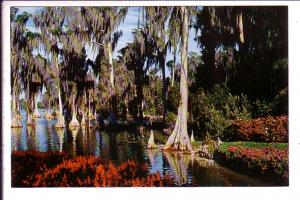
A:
[272,88,288,115]
[191,84,252,139]
[166,82,180,113]
[166,112,177,128]
[252,88,288,117]
[252,99,273,117]
[37,102,44,109]
[144,70,163,116]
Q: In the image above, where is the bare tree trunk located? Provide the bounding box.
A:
[160,54,167,121]
[69,95,79,128]
[108,42,118,123]
[55,85,65,128]
[171,48,176,87]
[237,11,244,43]
[33,93,40,119]
[11,89,22,127]
[190,130,195,143]
[147,130,157,149]
[108,42,115,90]
[164,7,192,152]
[137,83,144,119]
[27,93,35,126]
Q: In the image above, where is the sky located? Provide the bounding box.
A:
[16,6,201,77]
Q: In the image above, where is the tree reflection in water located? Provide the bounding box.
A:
[147,149,156,168]
[11,127,22,151]
[27,125,37,150]
[70,127,79,157]
[55,128,65,153]
[163,151,191,185]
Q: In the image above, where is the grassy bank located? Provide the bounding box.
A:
[218,141,288,153]
[214,142,288,185]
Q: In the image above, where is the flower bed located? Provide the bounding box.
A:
[214,146,288,185]
[12,151,175,187]
[227,115,288,142]
[11,150,67,187]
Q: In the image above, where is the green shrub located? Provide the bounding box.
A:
[191,84,252,140]
[166,112,177,128]
[272,88,288,115]
[166,83,180,114]
[252,99,273,118]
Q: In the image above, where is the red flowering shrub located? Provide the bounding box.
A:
[11,150,66,187]
[223,146,288,182]
[33,156,101,187]
[227,115,288,142]
[12,151,175,187]
[94,161,174,187]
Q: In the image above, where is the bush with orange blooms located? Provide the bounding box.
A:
[12,151,175,187]
[227,115,288,142]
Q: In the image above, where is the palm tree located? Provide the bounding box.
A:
[164,6,193,152]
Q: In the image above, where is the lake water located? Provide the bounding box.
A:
[11,109,276,186]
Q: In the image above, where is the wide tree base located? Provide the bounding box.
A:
[69,114,80,129]
[147,130,158,149]
[190,131,195,143]
[11,115,22,128]
[45,112,54,120]
[33,111,40,119]
[27,115,35,126]
[164,109,192,152]
[16,113,22,120]
[55,115,65,128]
[81,115,87,128]
[88,113,96,120]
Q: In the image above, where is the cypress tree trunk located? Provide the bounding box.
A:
[69,95,79,128]
[11,89,22,127]
[108,42,118,123]
[137,83,144,120]
[33,93,40,119]
[160,54,167,120]
[237,11,244,43]
[171,47,176,87]
[55,85,65,128]
[108,42,115,90]
[164,7,192,152]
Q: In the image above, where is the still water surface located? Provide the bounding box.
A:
[11,109,275,186]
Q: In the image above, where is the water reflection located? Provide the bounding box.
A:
[27,126,36,150]
[11,128,22,151]
[70,127,79,157]
[163,151,191,185]
[55,128,65,153]
[11,111,276,186]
